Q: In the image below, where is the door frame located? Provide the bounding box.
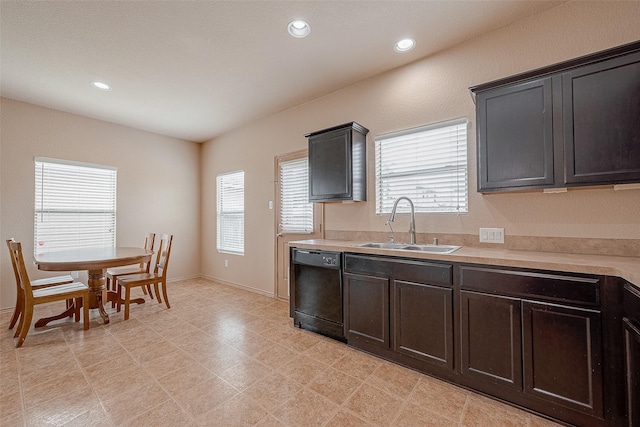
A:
[273,149,324,300]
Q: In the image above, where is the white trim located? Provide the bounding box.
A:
[35,156,117,171]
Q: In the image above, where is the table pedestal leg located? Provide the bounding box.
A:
[88,270,110,324]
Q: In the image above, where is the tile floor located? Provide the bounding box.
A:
[0,278,564,426]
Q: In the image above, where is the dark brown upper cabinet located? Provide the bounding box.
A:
[563,52,640,185]
[475,77,556,191]
[471,40,640,193]
[306,122,368,202]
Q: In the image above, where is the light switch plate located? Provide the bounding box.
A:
[479,227,504,244]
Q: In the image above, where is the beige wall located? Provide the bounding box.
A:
[0,98,201,310]
[2,2,639,305]
[201,1,640,296]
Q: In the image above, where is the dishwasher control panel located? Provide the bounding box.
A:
[292,249,342,269]
[322,255,338,266]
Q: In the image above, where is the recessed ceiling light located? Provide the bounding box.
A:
[288,20,311,38]
[394,38,416,53]
[91,81,112,91]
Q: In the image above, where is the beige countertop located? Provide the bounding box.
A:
[289,239,640,289]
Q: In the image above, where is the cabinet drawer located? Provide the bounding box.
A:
[459,265,600,307]
[345,254,452,287]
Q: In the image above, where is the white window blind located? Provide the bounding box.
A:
[279,157,313,234]
[375,118,468,214]
[34,157,117,255]
[217,170,244,254]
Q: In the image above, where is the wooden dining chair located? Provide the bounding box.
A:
[6,238,75,331]
[105,232,156,293]
[117,234,173,320]
[8,241,90,348]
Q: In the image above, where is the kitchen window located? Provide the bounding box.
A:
[216,170,245,254]
[279,157,313,234]
[375,118,468,214]
[34,157,117,255]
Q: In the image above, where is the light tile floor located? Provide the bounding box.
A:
[0,279,563,426]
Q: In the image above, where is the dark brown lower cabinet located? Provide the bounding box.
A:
[624,318,640,427]
[338,254,626,426]
[522,301,603,418]
[394,280,453,370]
[343,272,390,349]
[460,291,522,389]
[460,290,606,425]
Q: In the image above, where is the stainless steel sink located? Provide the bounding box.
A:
[357,242,409,250]
[403,244,461,254]
[355,242,461,254]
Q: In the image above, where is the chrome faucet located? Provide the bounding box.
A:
[388,197,416,244]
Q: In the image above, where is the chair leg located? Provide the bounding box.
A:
[66,298,74,317]
[154,283,161,304]
[8,295,23,330]
[8,306,20,330]
[107,277,116,308]
[74,297,81,322]
[16,304,33,348]
[116,283,122,312]
[8,290,24,330]
[14,298,26,338]
[146,284,155,299]
[161,281,170,309]
[82,296,89,330]
[124,287,131,321]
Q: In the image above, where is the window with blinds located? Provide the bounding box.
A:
[216,170,245,254]
[375,118,468,214]
[279,157,313,234]
[34,157,117,255]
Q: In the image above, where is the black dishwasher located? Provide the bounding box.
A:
[290,248,345,342]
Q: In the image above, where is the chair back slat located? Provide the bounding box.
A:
[8,241,34,300]
[156,234,173,278]
[141,233,156,272]
[6,238,21,289]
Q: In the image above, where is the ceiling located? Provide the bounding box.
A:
[1,1,564,143]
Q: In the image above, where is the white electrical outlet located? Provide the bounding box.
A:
[479,227,504,244]
[224,259,229,267]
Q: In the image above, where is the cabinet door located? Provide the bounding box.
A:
[522,301,603,418]
[624,318,640,427]
[460,291,522,390]
[308,128,352,201]
[344,272,390,349]
[563,51,640,185]
[476,77,555,191]
[393,280,453,370]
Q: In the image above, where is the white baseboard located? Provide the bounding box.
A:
[198,274,275,298]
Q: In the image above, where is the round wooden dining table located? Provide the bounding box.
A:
[34,246,153,325]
